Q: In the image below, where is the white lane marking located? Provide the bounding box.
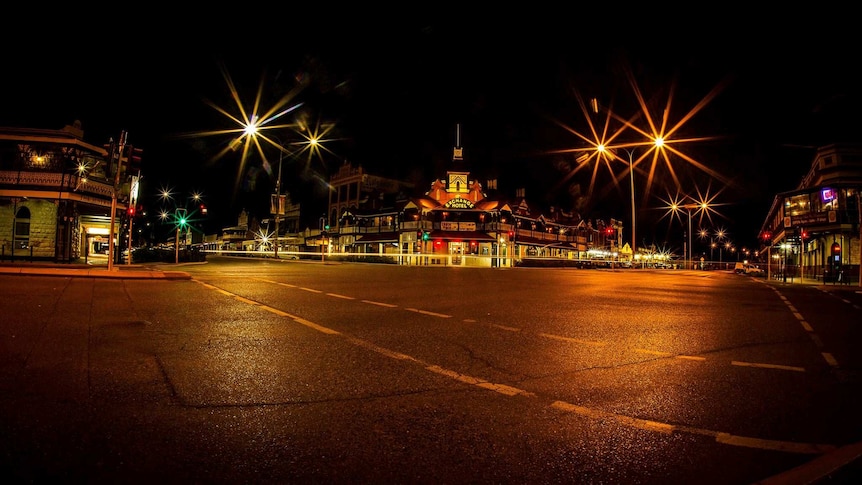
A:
[552,401,835,454]
[405,308,452,318]
[731,361,805,372]
[426,365,534,397]
[822,352,839,368]
[362,300,398,308]
[197,278,839,456]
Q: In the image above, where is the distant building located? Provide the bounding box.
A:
[759,143,861,283]
[327,126,622,267]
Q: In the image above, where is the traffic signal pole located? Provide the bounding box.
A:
[107,131,127,272]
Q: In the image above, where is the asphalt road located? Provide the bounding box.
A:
[1,257,860,483]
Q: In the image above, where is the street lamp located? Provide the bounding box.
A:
[680,203,704,270]
[620,140,662,267]
[624,148,637,265]
[273,147,284,259]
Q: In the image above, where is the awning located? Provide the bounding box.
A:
[428,231,497,241]
[355,233,399,243]
[513,235,567,246]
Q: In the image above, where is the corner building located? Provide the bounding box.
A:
[759,143,861,284]
[0,121,136,263]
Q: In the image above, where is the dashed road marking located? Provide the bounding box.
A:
[362,300,398,308]
[732,361,805,372]
[822,352,839,368]
[551,401,834,454]
[771,285,842,369]
[406,308,452,318]
[194,278,839,455]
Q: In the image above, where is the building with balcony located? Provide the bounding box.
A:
[759,143,861,283]
[0,121,137,263]
[327,127,622,267]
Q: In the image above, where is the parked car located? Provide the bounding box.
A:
[735,262,764,276]
[745,265,765,276]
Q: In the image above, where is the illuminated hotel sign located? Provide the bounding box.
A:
[444,197,474,209]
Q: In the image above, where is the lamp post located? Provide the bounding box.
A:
[273,147,284,259]
[682,203,699,270]
[625,148,637,265]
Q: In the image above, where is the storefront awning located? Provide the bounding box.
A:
[514,235,569,246]
[355,233,399,243]
[429,231,497,241]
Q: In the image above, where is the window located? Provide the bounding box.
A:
[14,207,31,249]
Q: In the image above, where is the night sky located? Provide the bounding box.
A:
[2,10,860,252]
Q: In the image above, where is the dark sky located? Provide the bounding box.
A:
[2,10,860,250]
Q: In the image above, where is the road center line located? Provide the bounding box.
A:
[361,300,398,308]
[405,308,452,318]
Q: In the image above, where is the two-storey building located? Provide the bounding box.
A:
[0,121,137,263]
[759,143,861,283]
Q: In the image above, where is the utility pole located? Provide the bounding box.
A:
[107,131,127,272]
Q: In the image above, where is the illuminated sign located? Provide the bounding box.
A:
[821,187,836,203]
[444,197,474,209]
[441,221,477,231]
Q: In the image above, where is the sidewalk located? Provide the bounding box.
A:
[764,273,859,289]
[0,260,192,280]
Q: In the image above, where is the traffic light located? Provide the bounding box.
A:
[422,231,429,241]
[127,205,135,216]
[200,203,207,215]
[762,231,771,241]
[128,146,143,173]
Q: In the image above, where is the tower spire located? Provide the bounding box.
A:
[453,123,463,162]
